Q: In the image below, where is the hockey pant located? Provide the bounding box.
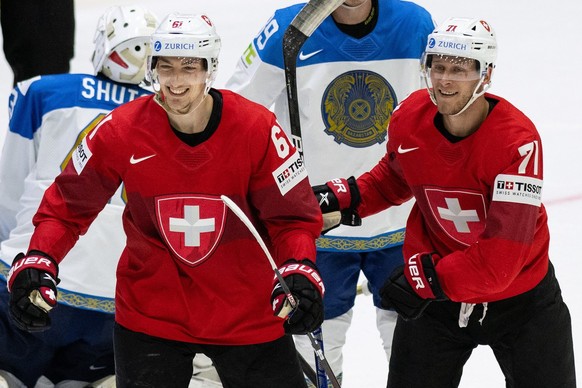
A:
[387,262,576,388]
[114,323,308,388]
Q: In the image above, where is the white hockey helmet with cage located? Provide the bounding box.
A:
[147,13,221,94]
[92,5,158,84]
[422,17,498,114]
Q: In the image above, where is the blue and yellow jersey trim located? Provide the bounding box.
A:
[0,261,115,314]
[317,228,405,252]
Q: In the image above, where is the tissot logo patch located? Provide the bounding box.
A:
[156,195,226,266]
[493,174,542,207]
[72,137,92,174]
[272,150,308,195]
[425,188,487,246]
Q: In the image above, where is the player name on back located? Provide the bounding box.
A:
[81,77,148,104]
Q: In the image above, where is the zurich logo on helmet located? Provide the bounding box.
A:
[154,41,162,52]
[428,38,436,49]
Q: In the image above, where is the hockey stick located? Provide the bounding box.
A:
[299,285,366,386]
[298,352,319,386]
[283,2,344,386]
[283,0,344,160]
[220,195,341,388]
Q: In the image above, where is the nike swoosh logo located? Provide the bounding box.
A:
[299,49,323,61]
[397,145,419,154]
[89,365,107,370]
[130,154,156,164]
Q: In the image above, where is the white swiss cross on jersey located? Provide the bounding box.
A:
[425,188,487,246]
[156,195,227,266]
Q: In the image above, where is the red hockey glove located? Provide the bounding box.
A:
[312,176,361,234]
[7,251,59,332]
[271,259,324,335]
[379,253,446,320]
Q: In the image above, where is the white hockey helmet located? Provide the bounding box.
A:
[422,17,498,114]
[147,13,221,94]
[92,5,158,84]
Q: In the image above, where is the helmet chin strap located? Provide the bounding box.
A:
[451,76,491,117]
[423,68,492,117]
[154,91,208,116]
[151,72,212,116]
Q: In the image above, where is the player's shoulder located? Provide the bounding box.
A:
[394,89,432,116]
[378,0,435,33]
[271,3,307,28]
[220,89,273,115]
[387,90,432,140]
[219,89,276,129]
[13,73,149,112]
[379,0,434,31]
[108,94,155,120]
[9,74,97,131]
[14,73,86,99]
[485,93,539,138]
[249,3,306,65]
[383,0,431,17]
[84,95,158,149]
[255,3,305,44]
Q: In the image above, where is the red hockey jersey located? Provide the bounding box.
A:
[29,90,323,344]
[357,90,549,303]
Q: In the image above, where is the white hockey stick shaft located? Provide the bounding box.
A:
[220,195,341,388]
[220,196,298,307]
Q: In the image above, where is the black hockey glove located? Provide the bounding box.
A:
[7,251,59,332]
[380,253,446,321]
[271,259,324,335]
[312,176,362,234]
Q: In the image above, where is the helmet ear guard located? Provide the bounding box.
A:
[147,13,221,94]
[421,17,497,114]
[92,6,158,85]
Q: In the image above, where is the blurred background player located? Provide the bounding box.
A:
[1,0,75,86]
[226,0,434,384]
[4,12,324,387]
[0,5,157,387]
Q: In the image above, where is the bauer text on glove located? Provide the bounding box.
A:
[312,176,361,234]
[271,259,324,334]
[379,253,446,320]
[6,251,60,332]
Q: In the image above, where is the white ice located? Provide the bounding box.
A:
[0,1,580,387]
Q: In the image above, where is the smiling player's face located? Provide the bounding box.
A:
[429,55,482,116]
[156,57,208,115]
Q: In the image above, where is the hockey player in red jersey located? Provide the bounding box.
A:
[313,17,576,387]
[5,13,324,387]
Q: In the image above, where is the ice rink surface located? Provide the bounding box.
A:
[0,1,580,386]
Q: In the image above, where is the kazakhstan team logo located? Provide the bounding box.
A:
[321,70,396,147]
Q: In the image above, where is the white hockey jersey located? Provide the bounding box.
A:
[227,0,434,252]
[0,74,150,312]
